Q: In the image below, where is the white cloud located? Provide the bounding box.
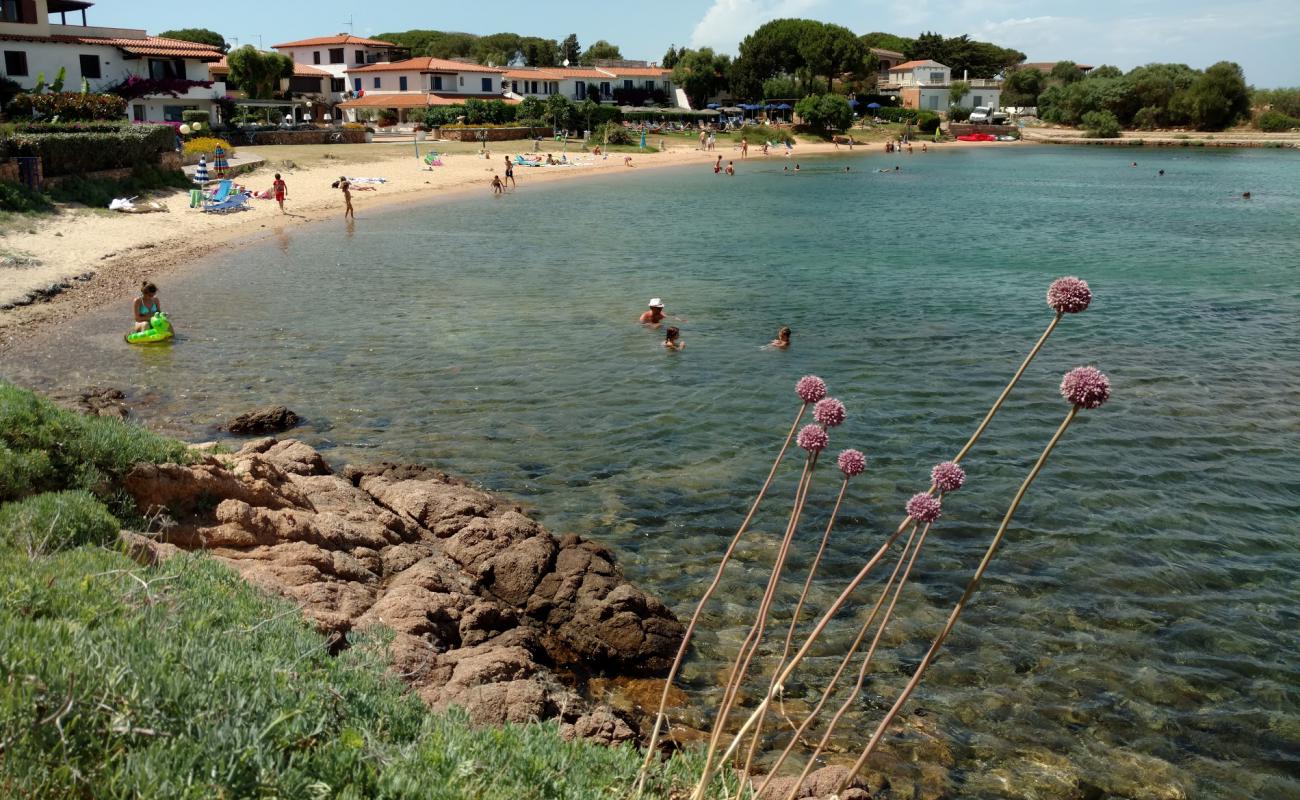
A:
[687,0,829,52]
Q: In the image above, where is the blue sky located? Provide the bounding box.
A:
[102,0,1299,86]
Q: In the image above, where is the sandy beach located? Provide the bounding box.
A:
[0,135,1008,351]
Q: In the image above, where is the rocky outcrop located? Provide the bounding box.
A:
[119,438,682,744]
[224,405,302,435]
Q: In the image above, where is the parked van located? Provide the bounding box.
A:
[969,106,1009,125]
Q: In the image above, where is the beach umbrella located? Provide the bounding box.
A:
[193,154,208,184]
[706,103,719,109]
[847,99,859,107]
[866,102,881,109]
[213,145,229,178]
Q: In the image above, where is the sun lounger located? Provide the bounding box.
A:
[201,179,232,210]
[201,192,249,214]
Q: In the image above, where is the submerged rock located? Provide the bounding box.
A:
[224,405,301,435]
[118,438,682,744]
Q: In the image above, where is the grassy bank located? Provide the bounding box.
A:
[0,382,716,799]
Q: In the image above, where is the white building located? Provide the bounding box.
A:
[0,0,226,122]
[503,64,673,103]
[335,57,516,122]
[879,59,1001,113]
[270,33,407,117]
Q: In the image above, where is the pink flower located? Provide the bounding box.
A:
[930,461,966,493]
[1047,276,1092,314]
[813,397,846,428]
[797,424,829,452]
[905,493,942,524]
[1060,366,1111,409]
[795,375,827,404]
[837,449,867,477]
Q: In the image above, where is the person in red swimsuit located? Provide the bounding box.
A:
[272,173,287,213]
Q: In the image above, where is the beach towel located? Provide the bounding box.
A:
[347,177,388,184]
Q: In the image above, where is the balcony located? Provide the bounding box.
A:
[50,22,147,38]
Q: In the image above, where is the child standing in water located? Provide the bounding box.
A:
[664,326,685,351]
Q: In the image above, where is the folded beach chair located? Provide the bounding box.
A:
[201,192,249,214]
[202,179,233,209]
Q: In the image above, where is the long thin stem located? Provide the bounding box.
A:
[692,452,820,800]
[738,477,850,785]
[749,520,920,800]
[834,406,1080,794]
[635,404,806,792]
[780,519,935,800]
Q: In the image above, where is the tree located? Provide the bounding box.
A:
[379,30,476,59]
[1090,65,1123,79]
[473,33,523,66]
[662,45,682,70]
[732,19,864,99]
[794,93,853,132]
[909,31,947,63]
[948,80,970,107]
[520,37,560,67]
[159,28,228,53]
[672,47,732,109]
[581,40,622,62]
[762,75,805,99]
[1050,61,1084,84]
[1179,61,1250,131]
[1002,66,1044,107]
[560,34,581,64]
[545,93,572,130]
[797,22,866,93]
[1081,109,1121,137]
[225,45,292,99]
[860,32,913,54]
[518,95,545,121]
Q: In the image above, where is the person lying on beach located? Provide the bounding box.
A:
[664,326,685,351]
[767,326,791,349]
[640,298,665,325]
[132,281,163,333]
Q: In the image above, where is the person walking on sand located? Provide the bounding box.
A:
[272,173,288,213]
[663,326,685,351]
[503,156,516,188]
[767,326,791,349]
[335,176,354,219]
[640,298,665,325]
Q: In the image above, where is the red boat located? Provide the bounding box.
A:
[956,133,997,142]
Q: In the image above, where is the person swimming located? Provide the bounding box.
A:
[768,326,791,349]
[664,326,685,351]
[640,298,665,325]
[132,281,163,332]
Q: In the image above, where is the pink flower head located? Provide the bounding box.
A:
[813,397,846,428]
[796,424,829,453]
[905,493,942,524]
[930,461,966,493]
[1047,276,1092,314]
[837,449,867,477]
[1060,366,1111,409]
[795,375,827,404]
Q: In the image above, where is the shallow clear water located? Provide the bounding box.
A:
[7,146,1299,798]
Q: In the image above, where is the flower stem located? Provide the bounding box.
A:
[635,404,806,793]
[834,406,1080,794]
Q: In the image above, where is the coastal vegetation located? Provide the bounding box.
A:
[377,30,600,69]
[1034,61,1252,131]
[0,381,718,798]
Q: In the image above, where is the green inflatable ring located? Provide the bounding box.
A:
[125,312,174,345]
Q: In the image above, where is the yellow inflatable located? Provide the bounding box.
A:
[125,312,174,344]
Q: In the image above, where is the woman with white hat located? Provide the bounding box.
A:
[640,298,665,326]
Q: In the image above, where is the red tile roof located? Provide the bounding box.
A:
[348,57,507,74]
[272,34,396,49]
[599,66,671,77]
[337,92,519,109]
[889,60,944,71]
[0,32,223,60]
[209,57,330,78]
[503,67,566,80]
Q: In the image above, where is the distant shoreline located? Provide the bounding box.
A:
[1021,128,1300,149]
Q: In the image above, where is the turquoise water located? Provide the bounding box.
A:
[7,146,1299,797]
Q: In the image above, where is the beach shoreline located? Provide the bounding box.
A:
[0,136,1013,353]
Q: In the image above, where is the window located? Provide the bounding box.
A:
[353,77,361,91]
[313,51,321,65]
[163,105,196,122]
[928,95,939,110]
[3,50,27,77]
[132,104,145,122]
[458,76,464,86]
[329,48,344,64]
[481,77,492,92]
[372,76,381,89]
[928,71,944,84]
[399,76,408,91]
[645,80,655,91]
[575,82,585,99]
[432,75,443,91]
[79,54,101,79]
[599,81,610,96]
[0,0,27,23]
[288,77,322,93]
[330,77,345,92]
[624,79,633,90]
[149,59,186,80]
[355,50,365,64]
[972,95,983,107]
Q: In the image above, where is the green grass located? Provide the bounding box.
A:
[46,164,193,209]
[0,381,726,799]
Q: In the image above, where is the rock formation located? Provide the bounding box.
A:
[120,437,684,745]
[224,405,302,435]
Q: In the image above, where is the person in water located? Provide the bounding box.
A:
[132,281,163,332]
[768,326,791,349]
[336,176,354,219]
[725,161,735,176]
[664,326,685,351]
[640,298,665,325]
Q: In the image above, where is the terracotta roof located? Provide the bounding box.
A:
[210,57,330,77]
[337,92,519,109]
[599,66,671,77]
[503,67,566,80]
[347,57,507,74]
[272,34,396,49]
[889,60,946,72]
[0,32,222,60]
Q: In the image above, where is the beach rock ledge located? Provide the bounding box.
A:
[119,437,684,744]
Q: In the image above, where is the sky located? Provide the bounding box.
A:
[101,0,1300,86]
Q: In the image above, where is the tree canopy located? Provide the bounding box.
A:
[581,40,623,62]
[158,28,228,53]
[378,29,580,67]
[731,19,867,100]
[1038,60,1250,131]
[225,46,292,99]
[906,32,1023,78]
[671,47,731,108]
[560,34,581,64]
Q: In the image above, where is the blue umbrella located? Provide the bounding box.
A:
[776,103,792,110]
[847,99,859,107]
[706,103,720,109]
[866,102,882,109]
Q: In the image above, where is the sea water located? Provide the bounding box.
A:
[7,145,1298,798]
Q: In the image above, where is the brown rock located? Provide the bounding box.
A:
[119,531,183,565]
[560,706,637,746]
[489,534,557,606]
[754,766,886,800]
[224,405,301,435]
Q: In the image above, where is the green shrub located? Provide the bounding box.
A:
[0,124,176,177]
[8,92,126,121]
[794,93,853,132]
[1257,109,1300,132]
[947,106,972,122]
[0,442,53,500]
[739,124,793,144]
[0,490,119,555]
[1082,109,1122,138]
[180,109,209,125]
[916,112,941,134]
[593,120,632,145]
[875,106,922,123]
[48,164,192,208]
[0,180,53,213]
